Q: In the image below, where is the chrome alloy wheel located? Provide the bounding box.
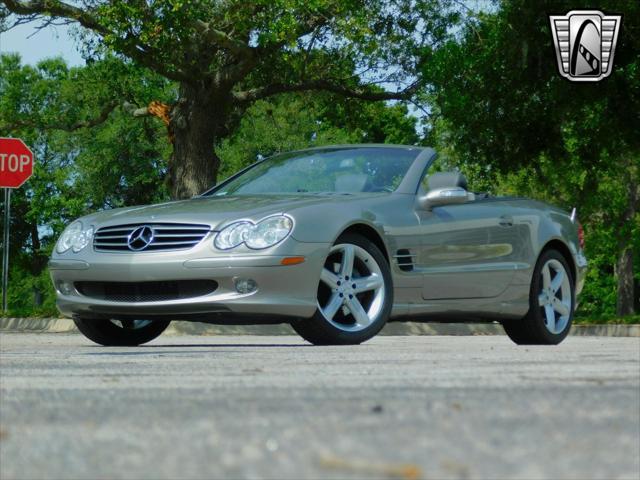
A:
[317,243,385,332]
[538,258,572,334]
[109,319,153,330]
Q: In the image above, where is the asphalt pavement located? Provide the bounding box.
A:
[1,333,639,480]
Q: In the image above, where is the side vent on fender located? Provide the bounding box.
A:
[394,249,415,272]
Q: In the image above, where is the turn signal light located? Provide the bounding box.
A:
[281,256,305,266]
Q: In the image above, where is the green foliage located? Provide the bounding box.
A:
[6,262,58,318]
[70,114,171,209]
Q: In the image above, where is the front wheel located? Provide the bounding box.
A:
[73,317,171,346]
[502,249,575,345]
[292,233,393,345]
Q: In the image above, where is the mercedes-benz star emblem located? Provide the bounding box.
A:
[127,226,154,251]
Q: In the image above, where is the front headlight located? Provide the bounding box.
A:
[56,221,94,253]
[214,221,253,250]
[214,215,293,250]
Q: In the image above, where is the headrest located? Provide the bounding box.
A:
[335,173,370,193]
[427,171,468,191]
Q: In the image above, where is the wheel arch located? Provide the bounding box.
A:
[336,223,390,264]
[540,239,577,281]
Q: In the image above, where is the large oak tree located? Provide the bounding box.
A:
[1,0,450,198]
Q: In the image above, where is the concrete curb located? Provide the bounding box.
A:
[1,317,76,333]
[1,317,638,337]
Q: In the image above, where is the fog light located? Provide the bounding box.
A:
[234,277,258,294]
[57,281,73,295]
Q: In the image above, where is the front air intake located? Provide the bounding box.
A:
[75,280,218,302]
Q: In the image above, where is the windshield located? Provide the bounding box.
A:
[207,147,419,196]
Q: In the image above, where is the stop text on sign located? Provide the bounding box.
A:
[0,153,31,173]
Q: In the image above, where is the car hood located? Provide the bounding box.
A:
[80,194,377,231]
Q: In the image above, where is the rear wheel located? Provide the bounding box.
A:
[292,233,392,345]
[503,249,574,345]
[73,317,171,346]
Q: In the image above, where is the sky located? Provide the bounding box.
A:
[0,23,84,66]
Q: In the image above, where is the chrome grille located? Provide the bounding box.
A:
[93,223,210,252]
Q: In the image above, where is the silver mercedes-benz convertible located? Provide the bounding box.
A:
[50,145,587,346]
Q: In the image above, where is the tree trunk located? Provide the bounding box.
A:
[615,246,635,316]
[168,83,224,200]
[615,171,638,316]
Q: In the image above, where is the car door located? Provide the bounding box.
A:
[416,199,526,300]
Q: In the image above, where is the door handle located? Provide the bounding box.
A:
[499,215,514,227]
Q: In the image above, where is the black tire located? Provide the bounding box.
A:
[73,317,171,346]
[292,233,393,345]
[503,249,575,345]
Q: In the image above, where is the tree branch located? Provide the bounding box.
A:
[0,100,119,132]
[2,0,190,82]
[122,101,151,117]
[193,20,254,58]
[233,80,419,103]
[116,39,190,82]
[451,0,483,43]
[2,0,108,34]
[258,13,332,55]
[198,11,333,86]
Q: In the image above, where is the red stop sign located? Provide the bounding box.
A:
[0,138,34,188]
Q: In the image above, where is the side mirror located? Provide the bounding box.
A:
[418,187,470,210]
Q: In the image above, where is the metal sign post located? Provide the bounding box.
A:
[2,188,10,312]
[0,137,35,314]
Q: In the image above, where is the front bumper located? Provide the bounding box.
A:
[50,237,329,321]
